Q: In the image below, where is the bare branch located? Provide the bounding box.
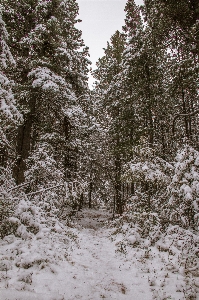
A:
[172,108,199,135]
[26,183,65,196]
[7,182,31,192]
[26,181,79,197]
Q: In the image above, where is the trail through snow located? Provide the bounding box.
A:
[1,209,153,300]
[67,209,152,299]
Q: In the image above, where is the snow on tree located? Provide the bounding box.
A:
[0,6,22,167]
[0,6,21,121]
[1,0,90,184]
[168,144,199,229]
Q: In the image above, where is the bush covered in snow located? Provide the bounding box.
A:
[109,213,199,299]
[0,168,78,293]
[121,145,172,238]
[167,144,199,229]
[1,166,67,239]
[0,167,20,238]
[123,145,173,213]
[123,144,199,231]
[124,146,172,187]
[25,141,64,189]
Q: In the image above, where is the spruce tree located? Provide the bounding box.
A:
[94,31,128,214]
[143,0,199,149]
[2,0,90,184]
[0,6,22,168]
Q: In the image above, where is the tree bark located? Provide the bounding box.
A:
[88,181,93,208]
[115,156,122,214]
[13,97,36,184]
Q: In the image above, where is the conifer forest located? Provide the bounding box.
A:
[1,0,199,299]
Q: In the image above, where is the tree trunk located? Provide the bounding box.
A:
[181,87,189,139]
[63,116,71,180]
[131,182,135,195]
[0,146,8,168]
[13,98,36,184]
[88,181,93,208]
[79,193,84,211]
[115,156,122,214]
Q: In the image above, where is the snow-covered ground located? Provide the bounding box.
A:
[0,209,199,299]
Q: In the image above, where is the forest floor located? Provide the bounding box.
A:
[0,209,198,299]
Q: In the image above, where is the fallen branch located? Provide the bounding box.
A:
[7,182,31,192]
[26,183,65,196]
[26,180,81,196]
[0,182,31,195]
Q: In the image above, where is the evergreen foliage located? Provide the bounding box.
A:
[92,0,199,240]
[168,145,199,229]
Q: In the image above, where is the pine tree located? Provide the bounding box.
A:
[144,0,199,59]
[0,5,22,168]
[94,31,128,214]
[123,0,171,152]
[143,0,199,149]
[2,0,90,184]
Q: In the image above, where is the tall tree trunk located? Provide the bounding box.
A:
[63,116,71,180]
[0,146,8,168]
[181,87,189,139]
[79,193,84,211]
[13,98,36,184]
[160,122,166,159]
[88,181,93,208]
[131,182,135,195]
[115,156,122,214]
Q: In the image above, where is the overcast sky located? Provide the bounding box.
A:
[76,0,144,87]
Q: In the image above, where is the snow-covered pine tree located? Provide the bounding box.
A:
[123,0,172,154]
[2,0,90,185]
[143,0,199,150]
[0,5,22,168]
[93,31,128,214]
[144,0,199,59]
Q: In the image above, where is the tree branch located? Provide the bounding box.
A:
[26,183,65,196]
[26,181,80,197]
[172,108,199,135]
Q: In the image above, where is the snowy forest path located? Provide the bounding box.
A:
[0,209,153,300]
[62,209,153,299]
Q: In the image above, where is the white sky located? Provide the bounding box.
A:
[76,0,144,87]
